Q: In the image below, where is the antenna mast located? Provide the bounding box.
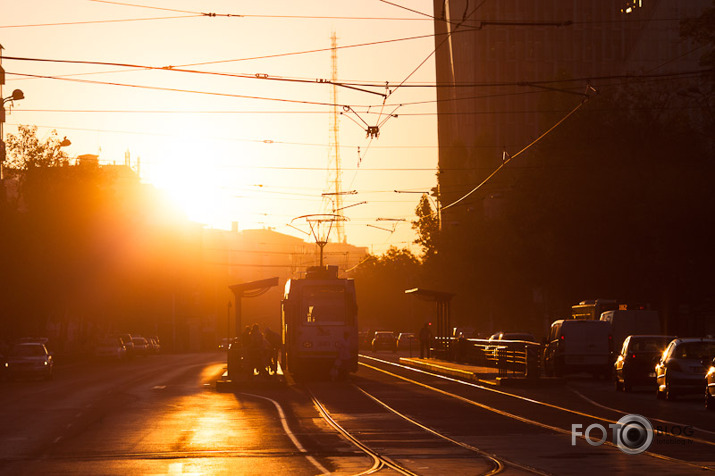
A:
[328,31,346,243]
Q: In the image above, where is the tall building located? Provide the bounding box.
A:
[433,0,711,227]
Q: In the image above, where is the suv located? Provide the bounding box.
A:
[372,331,397,352]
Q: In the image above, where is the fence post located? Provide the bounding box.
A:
[525,344,539,378]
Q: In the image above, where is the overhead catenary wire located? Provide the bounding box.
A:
[440,86,597,213]
[0,15,203,29]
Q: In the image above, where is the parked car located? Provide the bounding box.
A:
[397,333,416,350]
[655,337,715,401]
[4,342,54,380]
[148,336,161,354]
[132,336,150,356]
[488,332,537,343]
[94,336,127,360]
[115,334,135,358]
[372,331,397,352]
[543,320,612,378]
[706,357,715,411]
[614,335,674,392]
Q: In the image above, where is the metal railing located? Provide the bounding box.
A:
[441,338,542,378]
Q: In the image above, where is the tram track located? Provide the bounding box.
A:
[305,381,550,475]
[357,355,715,472]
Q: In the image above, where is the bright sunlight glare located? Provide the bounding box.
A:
[145,140,234,230]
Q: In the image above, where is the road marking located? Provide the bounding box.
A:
[360,360,714,471]
[361,355,715,447]
[567,386,715,437]
[240,392,330,475]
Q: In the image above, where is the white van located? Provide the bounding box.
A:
[543,319,612,378]
[600,310,660,358]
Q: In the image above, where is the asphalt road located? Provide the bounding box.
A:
[0,351,713,475]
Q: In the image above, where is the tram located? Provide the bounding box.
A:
[281,265,358,377]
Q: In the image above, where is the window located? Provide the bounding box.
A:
[302,286,347,324]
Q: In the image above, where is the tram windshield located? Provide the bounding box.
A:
[301,285,348,325]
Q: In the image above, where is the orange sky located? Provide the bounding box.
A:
[1,0,440,254]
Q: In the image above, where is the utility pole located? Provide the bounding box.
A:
[1,43,6,178]
[0,45,25,180]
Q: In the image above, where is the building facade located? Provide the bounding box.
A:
[433,0,711,226]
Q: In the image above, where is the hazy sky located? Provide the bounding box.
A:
[1,0,440,253]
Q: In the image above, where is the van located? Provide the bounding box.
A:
[599,310,660,359]
[543,319,612,378]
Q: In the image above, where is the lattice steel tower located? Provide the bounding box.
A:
[327,31,346,243]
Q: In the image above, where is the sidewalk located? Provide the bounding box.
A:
[399,357,565,388]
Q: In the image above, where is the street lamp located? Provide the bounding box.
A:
[1,88,25,179]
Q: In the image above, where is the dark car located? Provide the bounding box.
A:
[614,335,674,392]
[4,342,54,380]
[655,337,715,401]
[706,357,715,411]
[397,333,417,350]
[372,331,397,352]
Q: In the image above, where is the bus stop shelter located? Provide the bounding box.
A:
[405,287,455,358]
[227,277,279,380]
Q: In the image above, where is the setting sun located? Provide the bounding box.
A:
[144,141,234,230]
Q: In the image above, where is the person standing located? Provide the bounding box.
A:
[419,323,432,359]
[248,324,265,377]
[263,326,281,375]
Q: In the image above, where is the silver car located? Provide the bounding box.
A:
[4,342,54,380]
[655,337,715,401]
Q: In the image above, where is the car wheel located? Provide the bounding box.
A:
[706,390,715,411]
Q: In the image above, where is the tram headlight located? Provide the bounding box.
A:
[303,341,313,348]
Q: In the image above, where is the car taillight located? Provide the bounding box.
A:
[631,354,637,359]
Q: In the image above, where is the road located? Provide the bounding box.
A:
[0,351,713,475]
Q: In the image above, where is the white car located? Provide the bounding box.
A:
[94,337,127,360]
[132,336,150,356]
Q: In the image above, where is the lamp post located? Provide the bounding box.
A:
[0,89,25,179]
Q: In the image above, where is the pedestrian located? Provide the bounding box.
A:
[264,326,281,375]
[332,331,352,381]
[419,322,432,359]
[248,324,266,377]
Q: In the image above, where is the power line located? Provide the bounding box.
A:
[88,0,199,15]
[0,15,202,29]
[8,54,706,94]
[440,86,596,212]
[6,71,344,107]
[3,55,387,98]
